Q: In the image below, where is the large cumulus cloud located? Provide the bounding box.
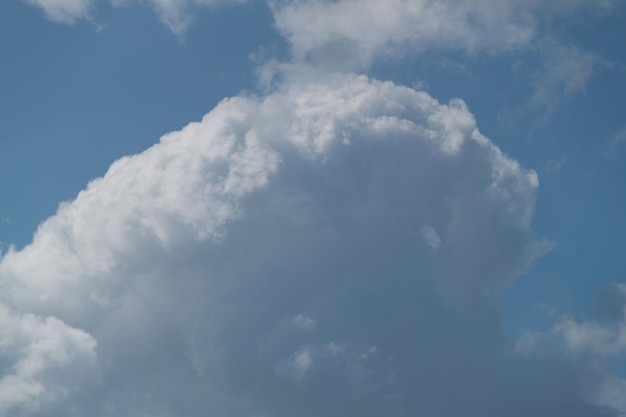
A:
[0,73,616,416]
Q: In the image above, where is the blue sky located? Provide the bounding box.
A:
[1,0,626,415]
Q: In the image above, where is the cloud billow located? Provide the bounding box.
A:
[0,73,613,416]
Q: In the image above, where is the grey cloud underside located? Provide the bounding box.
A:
[0,74,615,416]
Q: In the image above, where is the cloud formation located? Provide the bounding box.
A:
[10,0,626,415]
[1,73,611,415]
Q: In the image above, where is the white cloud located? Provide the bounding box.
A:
[24,0,248,31]
[276,345,315,379]
[1,73,544,319]
[0,101,281,322]
[139,0,250,35]
[554,318,626,356]
[13,0,626,414]
[590,378,626,414]
[147,0,193,34]
[23,0,93,24]
[271,0,536,70]
[25,0,624,60]
[276,342,378,382]
[291,314,316,329]
[516,282,626,413]
[551,284,626,359]
[0,73,593,415]
[270,0,624,71]
[419,225,441,252]
[0,304,96,415]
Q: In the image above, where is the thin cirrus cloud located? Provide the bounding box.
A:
[1,72,608,416]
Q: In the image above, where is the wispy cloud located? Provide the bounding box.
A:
[530,42,610,121]
[23,0,249,33]
[604,125,626,159]
[500,41,612,131]
[142,0,250,36]
[23,0,93,24]
[545,157,567,177]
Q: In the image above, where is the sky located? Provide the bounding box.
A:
[1,0,626,415]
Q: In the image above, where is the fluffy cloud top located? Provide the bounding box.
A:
[0,73,614,416]
[0,305,96,415]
